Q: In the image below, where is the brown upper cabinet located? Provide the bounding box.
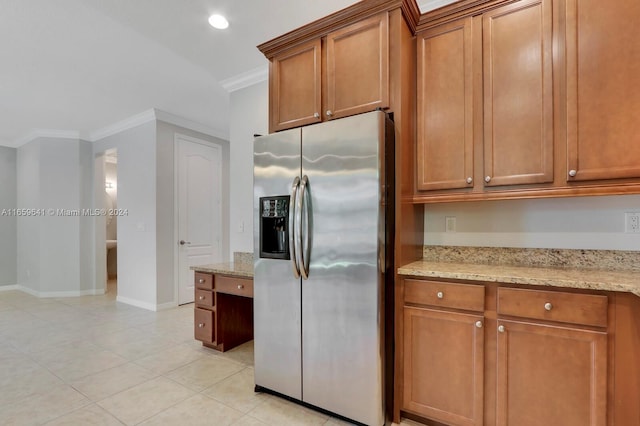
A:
[266,12,390,133]
[416,0,553,193]
[565,0,640,183]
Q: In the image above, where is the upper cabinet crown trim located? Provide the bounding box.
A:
[258,0,419,58]
[417,0,516,31]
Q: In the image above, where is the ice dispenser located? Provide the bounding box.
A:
[259,196,290,260]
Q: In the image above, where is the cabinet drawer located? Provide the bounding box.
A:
[216,276,254,298]
[194,308,215,343]
[497,287,608,327]
[194,272,213,290]
[195,288,214,309]
[404,279,485,312]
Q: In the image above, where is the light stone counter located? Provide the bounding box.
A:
[398,260,640,297]
[191,252,254,278]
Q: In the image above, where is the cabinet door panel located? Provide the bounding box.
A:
[403,307,484,426]
[566,0,640,181]
[416,18,474,191]
[483,0,553,186]
[496,320,607,426]
[270,39,322,132]
[325,13,389,120]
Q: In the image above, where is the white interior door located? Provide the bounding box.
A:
[177,135,222,305]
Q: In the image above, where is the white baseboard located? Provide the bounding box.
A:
[156,301,178,311]
[0,285,19,292]
[15,285,105,298]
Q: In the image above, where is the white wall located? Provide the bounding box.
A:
[228,81,269,258]
[94,122,158,308]
[424,195,640,250]
[16,138,95,295]
[0,146,17,286]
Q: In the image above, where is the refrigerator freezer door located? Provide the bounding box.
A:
[254,128,303,400]
[301,111,386,425]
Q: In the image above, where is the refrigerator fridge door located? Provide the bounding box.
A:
[301,111,387,425]
[253,127,303,400]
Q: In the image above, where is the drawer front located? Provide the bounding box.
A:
[216,276,254,298]
[195,288,214,309]
[194,308,215,343]
[194,272,213,290]
[497,287,608,327]
[404,279,485,312]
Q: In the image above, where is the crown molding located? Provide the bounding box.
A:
[220,66,268,93]
[89,109,156,142]
[90,108,228,142]
[8,129,81,149]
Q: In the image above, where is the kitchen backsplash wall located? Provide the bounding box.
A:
[233,251,253,265]
[423,246,640,272]
[424,194,640,251]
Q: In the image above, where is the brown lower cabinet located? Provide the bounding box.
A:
[398,277,637,426]
[194,271,253,352]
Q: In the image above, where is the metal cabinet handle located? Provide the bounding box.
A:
[198,278,205,284]
[544,302,553,311]
[475,321,483,328]
[198,323,205,328]
[569,169,577,177]
[198,296,204,300]
[466,177,473,184]
[313,112,320,119]
[326,110,333,117]
[289,177,301,279]
[484,176,491,183]
[237,285,244,290]
[498,325,505,333]
[436,291,444,299]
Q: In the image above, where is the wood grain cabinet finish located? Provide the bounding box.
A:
[403,307,484,426]
[482,0,553,187]
[265,11,390,133]
[565,0,640,182]
[496,319,607,426]
[325,12,389,120]
[193,272,254,352]
[270,39,322,132]
[416,17,474,191]
[402,279,485,426]
[415,0,553,194]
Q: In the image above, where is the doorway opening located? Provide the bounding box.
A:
[104,149,118,297]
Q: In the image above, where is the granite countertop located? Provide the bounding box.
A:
[191,261,253,279]
[398,260,640,297]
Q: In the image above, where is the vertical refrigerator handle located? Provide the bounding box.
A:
[297,175,311,279]
[289,177,301,278]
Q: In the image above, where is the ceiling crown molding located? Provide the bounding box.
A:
[90,109,228,142]
[10,129,81,149]
[220,66,268,92]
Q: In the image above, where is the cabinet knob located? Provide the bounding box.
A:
[569,169,577,177]
[544,302,553,311]
[237,284,244,290]
[475,321,483,328]
[198,323,205,328]
[466,177,473,184]
[498,325,505,333]
[484,176,491,183]
[314,112,320,119]
[326,110,333,117]
[436,291,444,299]
[198,278,205,284]
[198,296,204,300]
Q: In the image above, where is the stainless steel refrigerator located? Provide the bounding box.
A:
[253,110,394,426]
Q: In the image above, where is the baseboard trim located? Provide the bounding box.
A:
[16,285,105,298]
[0,285,19,292]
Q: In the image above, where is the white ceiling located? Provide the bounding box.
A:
[0,0,364,147]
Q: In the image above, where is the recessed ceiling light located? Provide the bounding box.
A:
[208,14,229,30]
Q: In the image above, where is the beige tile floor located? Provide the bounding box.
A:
[0,280,417,426]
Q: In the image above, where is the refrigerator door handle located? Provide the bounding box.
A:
[297,175,311,279]
[289,176,301,278]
